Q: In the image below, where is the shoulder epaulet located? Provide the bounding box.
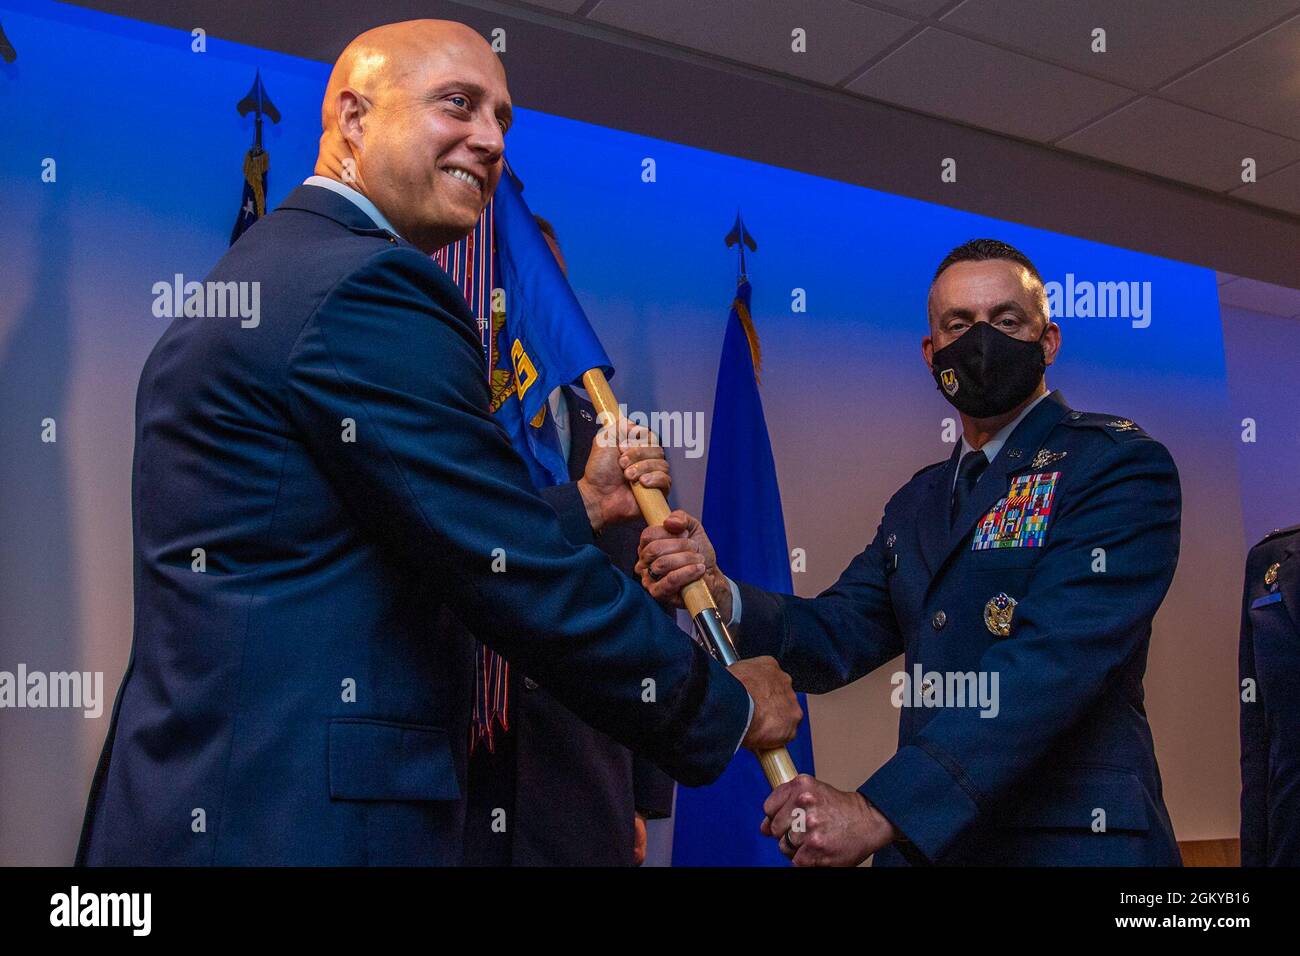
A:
[1253,524,1300,549]
[1060,410,1150,442]
[911,459,948,480]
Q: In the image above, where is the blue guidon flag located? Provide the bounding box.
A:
[433,160,613,750]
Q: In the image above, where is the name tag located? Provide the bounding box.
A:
[1251,592,1283,609]
[972,471,1061,551]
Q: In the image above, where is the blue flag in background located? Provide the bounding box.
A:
[671,262,817,867]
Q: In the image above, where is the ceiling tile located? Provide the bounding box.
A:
[509,0,589,14]
[1059,97,1300,191]
[846,27,1131,140]
[1231,158,1300,216]
[588,0,915,85]
[941,0,1300,89]
[1160,14,1300,138]
[1218,276,1300,317]
[853,0,952,16]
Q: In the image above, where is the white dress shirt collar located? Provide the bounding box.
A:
[959,390,1051,467]
[548,387,571,463]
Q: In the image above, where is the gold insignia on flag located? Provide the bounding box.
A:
[487,311,514,414]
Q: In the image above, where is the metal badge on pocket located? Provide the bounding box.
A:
[984,592,1017,637]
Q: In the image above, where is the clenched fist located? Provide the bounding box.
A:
[727,656,802,752]
[636,510,732,616]
[576,418,669,533]
[761,774,899,867]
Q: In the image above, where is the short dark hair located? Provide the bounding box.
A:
[931,238,1048,321]
[533,214,559,247]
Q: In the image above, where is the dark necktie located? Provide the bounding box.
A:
[951,449,989,527]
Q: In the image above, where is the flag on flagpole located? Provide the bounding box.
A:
[672,217,816,866]
[433,161,614,748]
[230,70,279,245]
[435,165,612,488]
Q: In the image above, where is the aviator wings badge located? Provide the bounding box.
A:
[1030,449,1067,469]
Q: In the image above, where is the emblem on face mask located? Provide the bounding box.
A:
[940,368,959,397]
[984,592,1017,637]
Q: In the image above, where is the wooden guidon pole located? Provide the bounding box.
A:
[582,368,798,788]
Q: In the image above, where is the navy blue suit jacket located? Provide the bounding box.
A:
[76,185,746,865]
[739,392,1182,866]
[1240,524,1300,866]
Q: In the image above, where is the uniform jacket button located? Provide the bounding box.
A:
[932,610,947,630]
[523,677,539,691]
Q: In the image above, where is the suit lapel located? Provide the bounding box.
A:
[916,445,961,578]
[563,387,596,481]
[927,391,1072,581]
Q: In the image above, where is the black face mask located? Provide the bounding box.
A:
[930,321,1046,419]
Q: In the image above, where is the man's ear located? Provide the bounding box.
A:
[922,334,934,372]
[336,88,367,152]
[1042,321,1061,367]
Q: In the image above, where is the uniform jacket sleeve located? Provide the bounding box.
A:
[283,246,749,786]
[538,482,595,548]
[1239,551,1270,866]
[735,520,905,693]
[860,436,1181,862]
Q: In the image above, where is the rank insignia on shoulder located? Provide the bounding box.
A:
[972,471,1060,550]
[1030,449,1067,469]
[1107,419,1139,432]
[1265,562,1280,587]
[984,592,1017,637]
